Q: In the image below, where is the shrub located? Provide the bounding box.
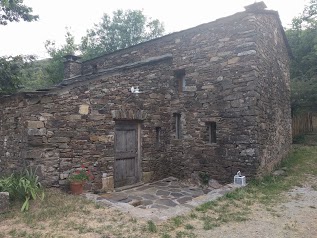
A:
[0,167,45,212]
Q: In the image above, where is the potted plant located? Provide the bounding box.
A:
[68,166,93,195]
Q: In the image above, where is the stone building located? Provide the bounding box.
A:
[0,2,292,191]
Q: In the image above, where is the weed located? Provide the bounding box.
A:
[176,231,196,238]
[129,217,137,223]
[185,224,195,230]
[201,215,219,230]
[224,188,247,200]
[199,172,209,185]
[195,200,218,212]
[147,220,157,233]
[172,216,184,227]
[161,234,171,238]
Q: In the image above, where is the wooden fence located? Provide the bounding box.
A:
[292,112,314,138]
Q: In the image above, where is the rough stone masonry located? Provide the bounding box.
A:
[0,2,292,192]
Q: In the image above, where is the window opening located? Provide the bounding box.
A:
[207,122,217,143]
[155,127,161,144]
[174,69,186,93]
[174,113,181,139]
[92,64,98,74]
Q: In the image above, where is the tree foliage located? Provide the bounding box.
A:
[286,0,317,114]
[0,0,38,93]
[80,9,164,59]
[44,30,77,83]
[0,55,34,93]
[44,9,165,83]
[0,0,38,25]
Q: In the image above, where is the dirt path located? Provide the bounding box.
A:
[193,176,317,238]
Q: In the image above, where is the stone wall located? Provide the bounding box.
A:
[0,6,291,190]
[0,95,27,175]
[252,13,292,173]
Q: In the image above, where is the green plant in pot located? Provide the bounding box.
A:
[68,165,93,195]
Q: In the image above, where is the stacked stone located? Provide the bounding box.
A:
[0,4,291,191]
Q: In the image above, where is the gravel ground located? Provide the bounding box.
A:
[194,176,317,238]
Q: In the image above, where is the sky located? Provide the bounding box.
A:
[0,0,308,58]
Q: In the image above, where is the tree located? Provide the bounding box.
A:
[0,55,34,93]
[286,0,317,79]
[44,29,78,83]
[0,0,38,93]
[286,0,317,114]
[0,0,38,25]
[44,9,165,83]
[80,9,164,59]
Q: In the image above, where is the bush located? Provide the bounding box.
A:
[0,167,45,211]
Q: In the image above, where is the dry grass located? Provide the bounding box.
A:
[0,189,149,238]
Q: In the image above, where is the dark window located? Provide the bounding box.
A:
[174,69,186,93]
[92,64,98,74]
[155,127,161,144]
[174,113,181,139]
[207,122,217,143]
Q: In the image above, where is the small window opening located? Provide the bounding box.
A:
[14,117,19,129]
[155,127,161,144]
[174,113,181,139]
[92,64,98,74]
[174,69,186,93]
[207,122,217,143]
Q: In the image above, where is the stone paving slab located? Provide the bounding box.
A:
[85,177,240,222]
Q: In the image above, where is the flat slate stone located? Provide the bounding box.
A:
[135,185,152,191]
[177,196,193,204]
[162,177,178,182]
[141,194,158,200]
[101,193,128,202]
[120,198,132,203]
[203,189,212,194]
[169,185,180,188]
[170,192,184,198]
[152,182,169,187]
[168,188,182,192]
[156,199,178,207]
[141,200,153,206]
[128,195,143,200]
[156,190,170,196]
[150,204,169,209]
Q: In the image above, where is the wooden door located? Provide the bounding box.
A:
[114,121,140,188]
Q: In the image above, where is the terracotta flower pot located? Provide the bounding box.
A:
[70,181,84,195]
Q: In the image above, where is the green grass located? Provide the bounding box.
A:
[147,220,157,233]
[172,216,184,227]
[184,224,194,230]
